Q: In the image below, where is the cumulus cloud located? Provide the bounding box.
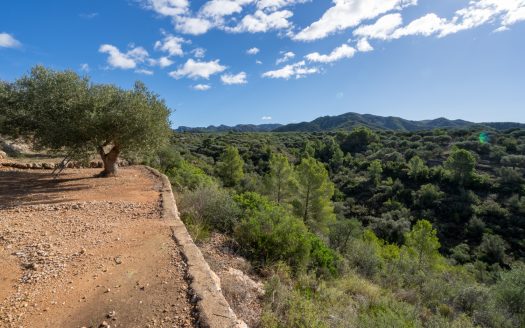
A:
[193,84,211,90]
[99,44,149,69]
[154,34,187,56]
[262,60,319,79]
[174,16,213,35]
[276,51,295,64]
[305,44,356,63]
[149,56,175,68]
[353,13,403,40]
[221,72,248,84]
[357,1,525,41]
[261,116,272,120]
[246,47,260,55]
[227,9,293,33]
[294,0,417,41]
[169,58,226,79]
[141,0,190,17]
[0,33,21,48]
[356,38,374,52]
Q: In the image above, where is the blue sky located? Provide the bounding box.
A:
[1,0,524,127]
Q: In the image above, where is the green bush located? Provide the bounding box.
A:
[179,185,240,235]
[234,194,312,271]
[166,159,216,191]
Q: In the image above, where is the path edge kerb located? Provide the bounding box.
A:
[145,166,246,328]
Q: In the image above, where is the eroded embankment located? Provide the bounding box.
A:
[146,167,247,328]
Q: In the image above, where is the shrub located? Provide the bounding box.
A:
[179,185,240,234]
[234,195,312,272]
[166,159,215,191]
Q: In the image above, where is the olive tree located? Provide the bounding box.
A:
[2,66,171,176]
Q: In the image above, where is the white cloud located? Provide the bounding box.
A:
[80,63,90,72]
[256,60,263,64]
[305,44,356,63]
[384,1,525,40]
[174,16,213,35]
[192,47,206,58]
[141,0,190,17]
[261,116,272,120]
[135,68,154,75]
[221,72,247,84]
[0,33,21,48]
[246,47,260,55]
[391,13,446,39]
[228,9,293,33]
[503,5,525,25]
[99,44,149,69]
[154,34,187,56]
[169,58,226,79]
[356,38,374,52]
[262,60,319,79]
[294,0,417,41]
[493,25,510,32]
[353,13,403,40]
[150,56,174,68]
[200,0,246,18]
[276,51,295,64]
[257,0,308,11]
[193,84,211,90]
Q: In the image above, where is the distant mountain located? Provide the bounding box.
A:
[176,123,282,133]
[274,112,525,132]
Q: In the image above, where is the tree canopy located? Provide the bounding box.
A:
[0,66,172,176]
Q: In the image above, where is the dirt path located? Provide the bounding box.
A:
[0,166,195,328]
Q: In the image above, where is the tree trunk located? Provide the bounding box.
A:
[98,145,120,177]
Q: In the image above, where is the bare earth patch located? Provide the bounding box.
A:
[198,233,264,328]
[0,166,195,328]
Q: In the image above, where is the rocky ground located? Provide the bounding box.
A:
[0,166,196,328]
[198,233,264,328]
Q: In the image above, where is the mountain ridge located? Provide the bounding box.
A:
[176,112,525,133]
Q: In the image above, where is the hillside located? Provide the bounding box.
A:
[274,112,525,132]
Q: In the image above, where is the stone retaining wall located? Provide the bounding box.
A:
[146,167,247,328]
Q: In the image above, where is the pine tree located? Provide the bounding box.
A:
[264,153,297,204]
[295,157,335,234]
[368,160,383,186]
[217,146,244,187]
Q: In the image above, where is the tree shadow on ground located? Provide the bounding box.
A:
[0,170,92,208]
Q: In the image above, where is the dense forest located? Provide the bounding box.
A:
[148,126,525,328]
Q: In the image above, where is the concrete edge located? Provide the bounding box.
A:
[145,166,247,328]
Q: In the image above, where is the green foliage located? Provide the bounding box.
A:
[179,185,240,234]
[338,127,379,154]
[294,157,335,234]
[264,153,297,204]
[414,183,444,208]
[217,145,245,187]
[477,233,507,265]
[233,193,312,272]
[368,159,383,186]
[404,220,441,273]
[493,263,525,326]
[407,156,430,181]
[445,147,477,185]
[2,66,171,173]
[166,160,215,191]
